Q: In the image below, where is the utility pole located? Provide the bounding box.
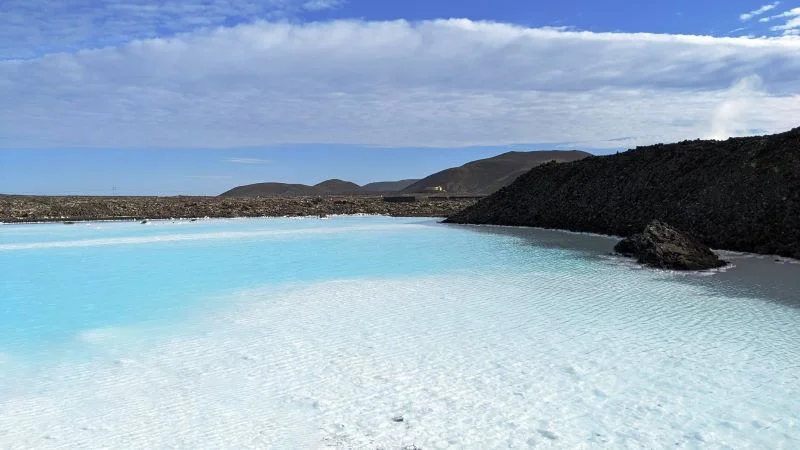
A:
[112,185,118,196]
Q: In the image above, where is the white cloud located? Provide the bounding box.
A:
[740,2,781,21]
[225,158,271,164]
[0,19,799,150]
[769,8,800,34]
[302,0,343,12]
[0,0,346,58]
[759,7,800,35]
[708,75,766,140]
[770,6,800,17]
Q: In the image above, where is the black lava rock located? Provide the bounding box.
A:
[445,127,800,259]
[615,221,726,270]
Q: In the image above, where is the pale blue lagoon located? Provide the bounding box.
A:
[0,216,798,448]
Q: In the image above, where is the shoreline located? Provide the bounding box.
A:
[0,195,478,224]
[0,214,443,225]
[7,208,798,265]
[445,222,800,265]
[0,213,443,226]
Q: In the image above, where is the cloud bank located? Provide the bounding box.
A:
[1,19,799,150]
[0,0,344,58]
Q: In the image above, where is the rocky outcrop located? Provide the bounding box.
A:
[445,127,800,259]
[614,221,725,270]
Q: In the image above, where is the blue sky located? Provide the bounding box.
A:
[0,144,568,196]
[1,0,799,194]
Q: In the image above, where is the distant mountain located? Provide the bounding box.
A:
[220,179,360,197]
[219,150,590,197]
[314,179,361,193]
[360,179,420,192]
[401,150,591,195]
[446,127,800,259]
[219,182,318,197]
[220,178,421,197]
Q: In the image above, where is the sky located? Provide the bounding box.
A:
[1,0,799,195]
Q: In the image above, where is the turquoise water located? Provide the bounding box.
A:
[0,216,798,448]
[1,217,551,354]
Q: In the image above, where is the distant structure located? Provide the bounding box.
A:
[424,186,444,193]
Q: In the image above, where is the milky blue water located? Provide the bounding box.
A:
[1,217,551,355]
[0,216,798,448]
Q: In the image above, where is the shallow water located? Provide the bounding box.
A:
[0,216,798,448]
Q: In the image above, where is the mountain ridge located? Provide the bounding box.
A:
[220,150,591,197]
[219,178,420,197]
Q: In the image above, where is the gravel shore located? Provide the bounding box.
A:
[0,195,478,223]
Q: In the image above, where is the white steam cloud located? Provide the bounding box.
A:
[708,75,766,140]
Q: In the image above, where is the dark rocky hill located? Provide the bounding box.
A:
[445,128,800,259]
[402,150,590,195]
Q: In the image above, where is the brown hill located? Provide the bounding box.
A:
[314,179,361,193]
[220,179,361,197]
[360,179,420,192]
[219,182,318,197]
[402,150,591,194]
[445,127,800,259]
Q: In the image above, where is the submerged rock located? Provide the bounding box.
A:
[614,220,726,270]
